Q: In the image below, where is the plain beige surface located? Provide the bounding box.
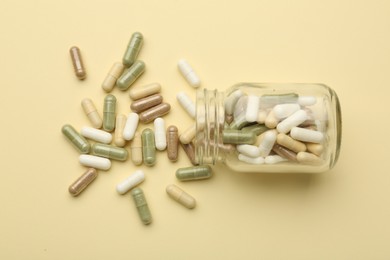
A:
[1,0,390,259]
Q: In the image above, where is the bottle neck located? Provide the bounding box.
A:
[195,89,225,165]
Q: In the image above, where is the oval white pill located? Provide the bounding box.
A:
[276,110,308,134]
[154,118,167,150]
[176,91,196,118]
[79,154,111,170]
[237,144,260,158]
[245,95,260,122]
[298,96,317,106]
[80,126,112,144]
[273,104,300,120]
[290,127,324,143]
[238,154,265,165]
[123,112,139,141]
[178,59,200,88]
[116,170,145,194]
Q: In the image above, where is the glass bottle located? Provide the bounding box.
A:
[195,83,342,173]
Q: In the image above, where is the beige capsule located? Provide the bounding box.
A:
[306,143,324,156]
[114,114,127,147]
[130,94,163,113]
[81,98,103,128]
[68,168,98,196]
[166,125,179,162]
[272,143,298,162]
[166,184,196,209]
[265,110,279,129]
[297,152,324,165]
[276,133,306,153]
[130,131,143,165]
[102,62,125,92]
[129,83,161,100]
[139,103,171,124]
[179,124,196,144]
[180,141,198,166]
[69,46,86,80]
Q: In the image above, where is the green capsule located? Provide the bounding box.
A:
[260,93,298,105]
[91,143,128,161]
[116,60,145,91]
[103,94,116,132]
[241,124,269,136]
[62,124,90,153]
[176,165,212,181]
[229,113,253,130]
[142,128,156,166]
[123,32,143,67]
[222,129,256,144]
[131,187,152,225]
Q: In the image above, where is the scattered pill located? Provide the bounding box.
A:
[276,133,306,153]
[222,129,256,144]
[81,98,102,129]
[79,154,111,170]
[114,114,127,147]
[130,132,143,165]
[142,128,156,166]
[123,112,139,141]
[80,126,112,144]
[166,184,196,209]
[69,46,86,80]
[179,124,196,144]
[176,165,212,181]
[129,83,161,100]
[238,154,265,165]
[176,91,196,118]
[91,143,128,161]
[102,62,125,92]
[123,32,143,67]
[166,125,179,161]
[245,95,260,122]
[154,118,167,151]
[178,59,200,88]
[62,124,90,154]
[116,170,145,195]
[276,109,307,134]
[130,94,163,113]
[68,168,98,196]
[290,127,324,144]
[180,142,198,165]
[139,103,171,124]
[103,94,116,132]
[131,187,152,225]
[117,60,145,91]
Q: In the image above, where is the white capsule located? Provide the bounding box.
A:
[276,110,308,134]
[123,113,139,141]
[258,130,277,157]
[178,59,200,88]
[80,126,112,144]
[225,90,244,115]
[238,154,265,165]
[298,96,317,106]
[273,104,301,120]
[265,155,288,164]
[236,144,260,158]
[176,91,196,118]
[245,95,260,122]
[233,96,248,118]
[116,170,145,195]
[79,154,111,170]
[290,127,324,143]
[154,118,167,150]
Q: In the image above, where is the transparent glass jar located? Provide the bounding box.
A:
[195,83,342,173]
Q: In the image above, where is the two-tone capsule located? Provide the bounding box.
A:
[130,132,143,165]
[131,187,152,225]
[116,170,145,195]
[62,124,90,153]
[102,62,125,92]
[123,32,143,67]
[68,168,98,196]
[81,98,103,128]
[117,60,145,91]
[91,143,128,161]
[69,46,86,80]
[139,103,171,124]
[103,94,116,132]
[176,165,212,181]
[166,125,179,161]
[166,184,196,209]
[142,128,156,166]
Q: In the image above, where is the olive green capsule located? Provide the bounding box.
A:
[222,129,256,144]
[62,124,90,153]
[103,94,116,132]
[229,113,253,130]
[260,93,298,106]
[91,143,128,161]
[142,128,156,166]
[176,165,212,181]
[116,61,145,91]
[241,124,269,136]
[123,32,143,67]
[131,187,152,225]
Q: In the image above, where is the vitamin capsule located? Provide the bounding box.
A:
[233,96,248,119]
[131,187,152,225]
[225,89,244,115]
[103,94,116,132]
[130,94,163,113]
[236,144,260,158]
[80,126,112,144]
[180,142,198,165]
[238,154,265,165]
[130,132,143,165]
[276,133,306,153]
[290,127,324,143]
[129,83,161,100]
[142,128,156,166]
[225,114,234,124]
[179,124,196,144]
[81,98,102,129]
[116,170,145,195]
[306,143,324,156]
[273,104,301,120]
[176,91,196,118]
[245,95,260,122]
[276,110,308,134]
[260,93,298,108]
[222,129,256,144]
[114,114,127,147]
[102,62,125,92]
[258,130,277,157]
[297,152,324,165]
[256,110,268,124]
[176,165,212,181]
[139,103,171,124]
[166,125,179,161]
[123,113,139,141]
[178,59,200,88]
[166,184,196,209]
[69,46,86,80]
[265,155,288,164]
[298,96,317,106]
[265,110,279,129]
[154,118,166,150]
[116,60,145,91]
[91,143,128,161]
[79,154,111,170]
[241,124,269,136]
[62,124,90,153]
[123,32,143,67]
[272,144,297,162]
[68,168,98,196]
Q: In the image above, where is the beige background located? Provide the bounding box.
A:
[1,0,389,259]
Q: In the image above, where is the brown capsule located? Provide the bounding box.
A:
[69,46,86,80]
[297,152,324,165]
[276,133,306,153]
[225,114,234,124]
[166,125,179,161]
[272,144,297,162]
[130,94,163,113]
[139,103,171,124]
[180,141,198,166]
[68,168,98,196]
